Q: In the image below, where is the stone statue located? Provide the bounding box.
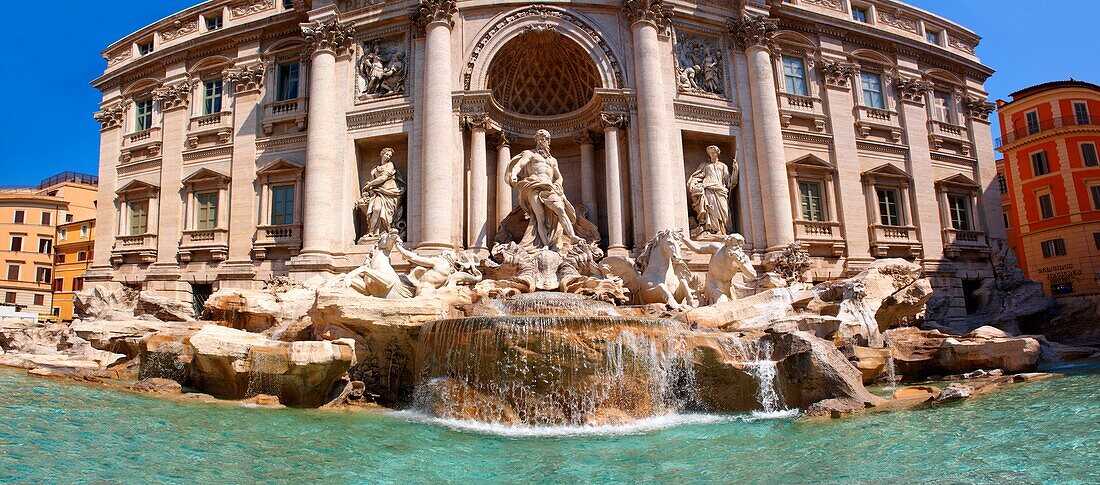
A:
[688,145,737,236]
[674,34,724,96]
[479,241,629,304]
[393,241,482,298]
[357,38,407,99]
[682,233,757,305]
[602,229,699,309]
[331,230,480,299]
[357,148,405,238]
[334,230,414,299]
[506,129,583,250]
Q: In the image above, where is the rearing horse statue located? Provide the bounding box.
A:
[601,229,699,309]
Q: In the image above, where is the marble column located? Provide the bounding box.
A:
[729,14,795,250]
[494,132,514,228]
[465,115,490,254]
[414,0,459,250]
[624,1,678,237]
[601,113,628,254]
[299,20,354,259]
[573,132,599,223]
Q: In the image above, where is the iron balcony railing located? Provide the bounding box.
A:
[995,115,1100,147]
[38,171,99,189]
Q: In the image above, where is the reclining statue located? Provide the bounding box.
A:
[682,233,757,305]
[330,230,481,298]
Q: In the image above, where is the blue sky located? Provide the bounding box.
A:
[0,0,1096,187]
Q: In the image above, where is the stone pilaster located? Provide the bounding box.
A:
[224,61,265,274]
[624,0,680,238]
[86,104,125,284]
[819,59,872,262]
[895,75,943,260]
[151,80,189,271]
[297,19,354,264]
[413,0,459,250]
[573,131,599,224]
[729,14,795,250]
[601,113,628,255]
[494,132,514,230]
[464,114,490,254]
[965,96,1005,240]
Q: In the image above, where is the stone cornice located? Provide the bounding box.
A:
[622,0,673,28]
[411,0,458,31]
[302,19,356,55]
[727,14,778,50]
[346,103,415,131]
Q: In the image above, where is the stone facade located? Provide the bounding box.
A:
[87,0,1002,322]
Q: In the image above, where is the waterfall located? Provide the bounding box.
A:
[721,338,786,414]
[139,341,189,383]
[245,351,283,398]
[494,292,621,317]
[413,314,699,426]
[884,338,899,390]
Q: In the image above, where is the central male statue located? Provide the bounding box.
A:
[507,129,582,250]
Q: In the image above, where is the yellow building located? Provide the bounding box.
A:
[53,219,95,321]
[0,172,98,319]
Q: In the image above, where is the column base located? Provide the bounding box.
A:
[415,241,457,254]
[606,245,630,258]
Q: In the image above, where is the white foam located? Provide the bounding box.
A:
[389,410,799,437]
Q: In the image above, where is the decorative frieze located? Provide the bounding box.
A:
[622,0,673,28]
[895,77,935,104]
[673,101,741,126]
[819,59,858,89]
[801,0,843,12]
[948,36,978,55]
[410,0,458,30]
[301,20,356,55]
[224,63,266,95]
[346,104,415,131]
[727,14,778,49]
[964,97,996,121]
[357,35,407,100]
[160,20,198,42]
[877,8,919,34]
[93,103,126,130]
[231,0,276,19]
[104,48,132,67]
[152,82,191,111]
[674,32,725,97]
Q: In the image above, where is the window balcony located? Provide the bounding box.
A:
[996,115,1100,147]
[252,223,302,260]
[110,234,157,264]
[186,111,233,148]
[778,93,827,132]
[119,127,162,163]
[794,220,846,257]
[928,120,972,156]
[854,106,903,143]
[262,97,308,136]
[869,224,922,258]
[942,228,989,259]
[179,228,228,262]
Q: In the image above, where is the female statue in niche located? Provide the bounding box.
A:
[357,147,405,238]
[687,145,737,236]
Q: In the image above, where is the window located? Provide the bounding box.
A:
[1038,193,1055,219]
[35,267,51,284]
[852,6,869,23]
[13,210,24,224]
[1025,110,1040,135]
[59,229,67,241]
[65,213,74,223]
[860,72,885,109]
[925,30,940,45]
[798,181,824,222]
[1003,212,1010,228]
[40,212,51,226]
[33,294,44,306]
[1040,238,1066,258]
[1074,102,1090,125]
[135,98,153,131]
[53,278,63,292]
[1094,232,1100,250]
[55,253,65,264]
[932,90,954,123]
[276,62,300,102]
[948,195,971,231]
[781,56,808,96]
[1090,185,1100,210]
[10,236,22,252]
[128,200,149,235]
[1082,143,1099,167]
[5,265,18,281]
[77,251,87,261]
[1031,151,1050,176]
[997,173,1007,193]
[271,185,295,225]
[203,79,223,115]
[138,40,153,56]
[37,238,51,254]
[877,188,902,226]
[73,277,84,292]
[81,225,89,237]
[195,192,219,230]
[3,292,14,304]
[1051,282,1074,296]
[205,14,223,31]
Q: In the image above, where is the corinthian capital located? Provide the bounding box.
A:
[462,114,493,131]
[622,0,673,28]
[819,59,859,89]
[152,81,192,111]
[727,14,778,49]
[964,97,996,121]
[895,77,935,104]
[411,0,458,30]
[224,63,266,95]
[93,103,126,130]
[301,20,355,55]
[599,112,628,130]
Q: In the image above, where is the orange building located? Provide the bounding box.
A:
[53,219,95,321]
[996,80,1100,296]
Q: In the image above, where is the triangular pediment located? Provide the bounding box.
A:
[115,179,159,195]
[862,163,912,181]
[788,154,834,169]
[182,167,230,184]
[936,173,981,190]
[256,159,304,176]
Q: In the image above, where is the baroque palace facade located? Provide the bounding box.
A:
[88,0,1002,320]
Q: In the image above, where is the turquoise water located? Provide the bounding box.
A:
[1,366,1097,484]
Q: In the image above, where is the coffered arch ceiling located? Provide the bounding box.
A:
[487,29,601,117]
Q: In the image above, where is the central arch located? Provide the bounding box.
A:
[488,29,601,117]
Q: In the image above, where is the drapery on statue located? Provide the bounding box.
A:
[688,145,737,236]
[357,148,405,238]
[682,233,757,305]
[506,129,583,250]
